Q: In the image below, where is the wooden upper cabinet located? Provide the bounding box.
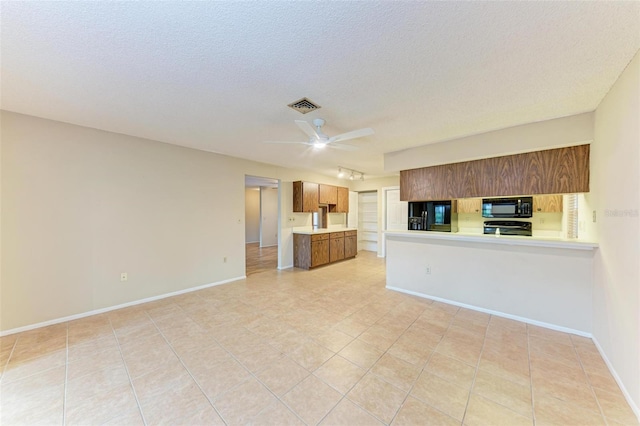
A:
[400,144,589,201]
[533,195,563,213]
[333,186,349,213]
[457,198,482,214]
[294,181,349,213]
[293,181,319,212]
[319,184,338,205]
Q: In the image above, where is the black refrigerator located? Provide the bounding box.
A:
[408,200,458,232]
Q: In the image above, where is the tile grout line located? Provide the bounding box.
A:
[460,315,492,425]
[388,304,459,425]
[314,302,417,425]
[110,318,148,426]
[146,312,231,424]
[0,336,19,385]
[527,324,537,425]
[572,336,609,424]
[238,287,380,424]
[62,325,69,426]
[243,290,404,425]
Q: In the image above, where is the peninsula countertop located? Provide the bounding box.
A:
[384,230,598,251]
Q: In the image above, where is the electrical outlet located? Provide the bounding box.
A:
[426,266,431,275]
[593,210,597,222]
[223,257,227,263]
[120,272,128,282]
[539,218,545,224]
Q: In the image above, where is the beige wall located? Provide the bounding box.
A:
[384,112,594,172]
[0,111,345,332]
[590,50,640,413]
[244,188,260,243]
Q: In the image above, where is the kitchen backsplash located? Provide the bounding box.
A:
[457,212,564,237]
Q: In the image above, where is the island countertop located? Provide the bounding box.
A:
[384,230,598,251]
[293,227,358,235]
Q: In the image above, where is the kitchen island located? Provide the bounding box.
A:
[293,228,358,269]
[385,230,598,334]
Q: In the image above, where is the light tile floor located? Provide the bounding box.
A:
[0,252,638,425]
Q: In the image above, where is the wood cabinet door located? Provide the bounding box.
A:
[330,237,345,262]
[533,195,563,213]
[311,239,329,267]
[318,184,338,205]
[293,181,319,212]
[400,144,589,200]
[457,198,482,213]
[302,182,319,212]
[335,186,349,213]
[344,235,357,258]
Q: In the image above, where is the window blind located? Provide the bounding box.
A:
[567,194,579,239]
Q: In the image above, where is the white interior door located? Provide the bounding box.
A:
[382,186,408,257]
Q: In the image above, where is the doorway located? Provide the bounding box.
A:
[358,190,379,253]
[245,175,279,276]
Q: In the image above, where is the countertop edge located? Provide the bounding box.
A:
[293,228,358,235]
[384,230,598,250]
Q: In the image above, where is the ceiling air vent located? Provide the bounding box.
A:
[287,98,321,114]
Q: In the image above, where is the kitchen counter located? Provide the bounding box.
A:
[384,230,598,251]
[293,228,358,269]
[385,230,597,334]
[293,227,358,235]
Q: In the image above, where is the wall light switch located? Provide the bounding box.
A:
[120,272,128,282]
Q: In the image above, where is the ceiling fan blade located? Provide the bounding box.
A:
[263,140,311,145]
[327,143,359,151]
[330,128,374,143]
[295,120,320,139]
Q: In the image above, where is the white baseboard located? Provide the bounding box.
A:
[0,276,246,337]
[278,264,294,270]
[386,285,591,337]
[592,337,640,422]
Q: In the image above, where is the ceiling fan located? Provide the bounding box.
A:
[264,118,374,151]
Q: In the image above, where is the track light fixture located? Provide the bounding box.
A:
[337,166,364,181]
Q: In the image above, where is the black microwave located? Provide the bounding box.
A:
[482,197,533,218]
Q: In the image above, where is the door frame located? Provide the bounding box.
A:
[381,186,401,258]
[244,175,281,272]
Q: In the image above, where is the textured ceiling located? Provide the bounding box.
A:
[1,2,639,179]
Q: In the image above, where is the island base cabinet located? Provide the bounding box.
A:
[344,231,358,258]
[330,232,345,263]
[294,231,357,270]
[294,234,329,269]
